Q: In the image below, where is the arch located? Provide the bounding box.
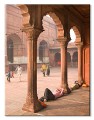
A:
[70,26,81,43]
[7,33,23,64]
[18,5,65,40]
[39,40,48,62]
[7,39,13,63]
[7,33,21,43]
[67,52,71,67]
[54,52,61,66]
[72,51,78,62]
[42,12,64,40]
[69,28,76,43]
[17,5,30,26]
[67,52,71,62]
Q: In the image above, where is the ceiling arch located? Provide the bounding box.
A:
[17,5,30,26]
[42,12,64,40]
[71,26,81,42]
[7,33,22,45]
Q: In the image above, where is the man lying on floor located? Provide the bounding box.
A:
[39,88,64,102]
[39,80,83,102]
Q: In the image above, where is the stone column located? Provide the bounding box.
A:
[22,26,43,112]
[75,42,83,84]
[58,37,71,93]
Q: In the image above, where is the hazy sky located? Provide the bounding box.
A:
[70,29,76,42]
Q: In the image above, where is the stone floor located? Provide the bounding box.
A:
[5,67,90,116]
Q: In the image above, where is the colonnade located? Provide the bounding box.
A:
[18,5,83,113]
[22,25,83,112]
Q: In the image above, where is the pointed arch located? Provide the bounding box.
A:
[7,33,23,64]
[70,26,81,43]
[17,5,30,26]
[72,51,78,62]
[39,40,49,62]
[67,52,71,62]
[48,12,64,39]
[41,11,64,40]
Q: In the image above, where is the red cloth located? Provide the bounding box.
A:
[38,100,47,108]
[58,61,61,65]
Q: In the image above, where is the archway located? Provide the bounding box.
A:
[70,26,83,84]
[7,39,13,63]
[37,12,64,98]
[18,5,71,112]
[72,51,78,67]
[71,26,81,43]
[7,33,24,70]
[39,40,48,63]
[67,26,81,86]
[54,52,61,66]
[6,4,89,114]
[67,52,71,67]
[41,11,64,40]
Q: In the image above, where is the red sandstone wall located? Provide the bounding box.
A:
[83,47,90,86]
[5,5,27,72]
[82,23,90,86]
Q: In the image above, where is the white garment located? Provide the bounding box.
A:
[16,66,22,76]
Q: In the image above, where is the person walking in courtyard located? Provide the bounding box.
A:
[11,71,14,78]
[46,64,50,76]
[15,65,23,81]
[6,71,11,82]
[41,63,47,77]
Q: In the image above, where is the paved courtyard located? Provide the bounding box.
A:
[5,67,90,116]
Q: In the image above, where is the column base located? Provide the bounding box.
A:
[63,87,71,95]
[22,99,44,113]
[78,80,83,86]
[22,102,34,112]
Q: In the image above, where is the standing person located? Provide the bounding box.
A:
[41,63,47,77]
[46,64,50,76]
[6,71,11,82]
[11,71,14,78]
[15,65,22,82]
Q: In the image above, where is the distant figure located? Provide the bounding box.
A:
[41,63,47,77]
[11,71,14,78]
[6,71,11,82]
[15,65,22,81]
[39,88,64,102]
[70,80,83,91]
[58,61,61,66]
[46,64,50,76]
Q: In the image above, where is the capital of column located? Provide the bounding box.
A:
[22,24,42,41]
[58,37,68,47]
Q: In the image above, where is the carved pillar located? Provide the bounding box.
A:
[75,42,83,84]
[58,37,70,93]
[22,26,43,112]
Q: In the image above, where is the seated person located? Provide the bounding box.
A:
[39,88,64,102]
[70,80,83,91]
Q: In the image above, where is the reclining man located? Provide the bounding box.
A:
[39,88,64,102]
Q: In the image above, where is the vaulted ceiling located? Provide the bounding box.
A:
[67,5,90,22]
[50,5,90,23]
